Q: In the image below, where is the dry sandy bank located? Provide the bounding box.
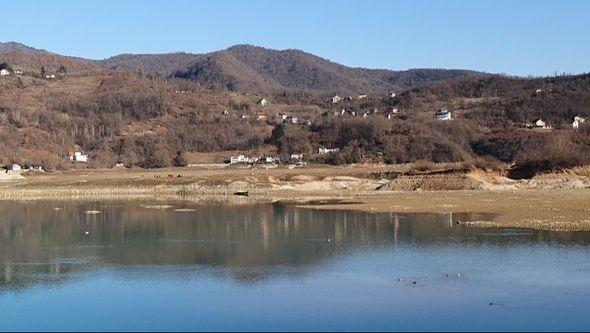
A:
[0,164,588,231]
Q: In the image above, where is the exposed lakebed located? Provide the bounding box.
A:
[1,200,589,331]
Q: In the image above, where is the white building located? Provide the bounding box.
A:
[386,107,399,114]
[6,164,21,172]
[0,69,10,76]
[230,155,247,164]
[388,92,396,98]
[230,155,257,164]
[331,95,342,104]
[340,109,356,117]
[68,151,89,163]
[573,116,586,130]
[283,116,298,124]
[318,147,340,154]
[385,108,399,119]
[534,118,547,128]
[27,165,44,172]
[257,98,268,106]
[436,109,452,121]
[358,94,367,99]
[290,154,304,161]
[264,156,280,164]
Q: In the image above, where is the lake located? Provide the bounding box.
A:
[1,200,589,331]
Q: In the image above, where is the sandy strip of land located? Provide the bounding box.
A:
[1,164,589,231]
[297,189,590,231]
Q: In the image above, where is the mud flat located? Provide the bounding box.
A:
[300,189,590,231]
[1,164,588,231]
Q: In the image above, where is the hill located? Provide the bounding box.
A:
[0,41,588,175]
[97,52,201,77]
[0,41,104,75]
[396,73,590,128]
[99,44,487,94]
[0,41,49,55]
[0,52,104,75]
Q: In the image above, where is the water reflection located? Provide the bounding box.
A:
[1,200,589,292]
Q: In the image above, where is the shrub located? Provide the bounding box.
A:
[510,133,590,178]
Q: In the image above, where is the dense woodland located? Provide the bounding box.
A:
[0,42,589,177]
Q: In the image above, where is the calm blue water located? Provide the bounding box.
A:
[1,201,589,331]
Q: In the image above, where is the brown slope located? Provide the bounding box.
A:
[0,52,104,75]
[0,41,49,55]
[96,44,488,94]
[98,52,202,76]
[175,45,487,94]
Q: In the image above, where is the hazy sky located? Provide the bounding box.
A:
[2,0,589,76]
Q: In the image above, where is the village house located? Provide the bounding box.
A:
[358,94,367,100]
[362,112,370,118]
[5,164,21,172]
[385,107,399,119]
[68,151,89,163]
[240,114,250,120]
[14,70,23,75]
[263,156,280,164]
[283,115,298,124]
[388,92,396,98]
[436,109,452,121]
[386,106,399,114]
[330,95,342,104]
[533,118,549,129]
[257,98,268,106]
[0,69,10,76]
[27,165,44,172]
[115,160,125,168]
[45,74,56,79]
[573,116,586,130]
[340,109,356,117]
[319,147,340,154]
[256,112,267,121]
[230,155,257,164]
[290,153,304,161]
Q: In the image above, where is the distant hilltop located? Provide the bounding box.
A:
[1,41,487,94]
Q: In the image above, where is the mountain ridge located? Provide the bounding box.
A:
[1,41,491,94]
[98,44,489,94]
[0,41,50,55]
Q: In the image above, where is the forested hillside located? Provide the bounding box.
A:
[100,44,486,94]
[0,42,588,176]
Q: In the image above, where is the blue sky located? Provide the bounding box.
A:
[1,0,589,76]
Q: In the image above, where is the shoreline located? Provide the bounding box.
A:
[1,165,589,231]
